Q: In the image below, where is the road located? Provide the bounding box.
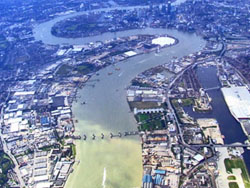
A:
[192,143,250,148]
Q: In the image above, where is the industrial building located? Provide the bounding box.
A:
[221,86,250,120]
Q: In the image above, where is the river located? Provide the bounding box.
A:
[33,0,185,45]
[33,4,206,188]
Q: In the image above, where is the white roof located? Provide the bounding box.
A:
[34,175,49,183]
[18,104,24,109]
[14,91,35,96]
[221,86,250,119]
[16,111,23,117]
[8,100,16,104]
[21,168,29,176]
[124,51,137,57]
[10,122,19,132]
[35,182,52,188]
[8,117,22,124]
[193,154,204,162]
[152,37,175,47]
[57,49,66,56]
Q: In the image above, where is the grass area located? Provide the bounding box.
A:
[131,80,152,88]
[136,113,165,131]
[137,113,151,122]
[171,99,185,120]
[66,24,79,31]
[228,176,236,180]
[181,98,194,106]
[56,64,73,76]
[171,99,180,108]
[0,151,14,186]
[171,98,194,107]
[56,63,95,76]
[71,144,76,158]
[229,182,239,188]
[225,158,250,188]
[75,63,95,75]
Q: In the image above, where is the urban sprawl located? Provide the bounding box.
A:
[0,0,249,188]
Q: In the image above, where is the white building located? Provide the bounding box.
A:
[221,86,250,120]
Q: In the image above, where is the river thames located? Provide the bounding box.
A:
[33,5,206,188]
[63,30,205,188]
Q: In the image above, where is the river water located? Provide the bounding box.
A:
[33,0,186,45]
[183,66,250,173]
[33,4,207,188]
[63,30,205,188]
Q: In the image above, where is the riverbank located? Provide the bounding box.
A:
[184,65,250,172]
[60,31,205,187]
[31,3,205,186]
[32,3,250,187]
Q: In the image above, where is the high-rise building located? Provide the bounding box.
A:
[167,1,171,14]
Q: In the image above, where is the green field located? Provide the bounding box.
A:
[56,64,73,76]
[71,144,76,158]
[181,98,194,106]
[228,176,236,180]
[56,63,95,76]
[136,113,165,131]
[0,151,14,186]
[131,80,152,87]
[75,63,95,75]
[137,113,151,122]
[225,158,250,188]
[229,182,239,188]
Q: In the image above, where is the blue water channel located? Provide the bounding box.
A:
[183,65,250,172]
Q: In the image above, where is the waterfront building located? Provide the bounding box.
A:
[221,86,250,120]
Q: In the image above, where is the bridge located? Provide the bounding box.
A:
[71,132,250,149]
[203,86,220,92]
[75,131,140,140]
[191,143,250,148]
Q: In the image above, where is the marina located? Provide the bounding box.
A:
[183,65,250,172]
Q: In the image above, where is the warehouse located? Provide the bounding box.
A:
[221,86,250,120]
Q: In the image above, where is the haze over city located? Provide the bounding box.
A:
[0,0,249,188]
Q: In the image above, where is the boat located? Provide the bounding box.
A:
[115,67,120,71]
[81,101,86,105]
[110,133,113,138]
[156,46,160,53]
[108,72,113,75]
[83,134,87,140]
